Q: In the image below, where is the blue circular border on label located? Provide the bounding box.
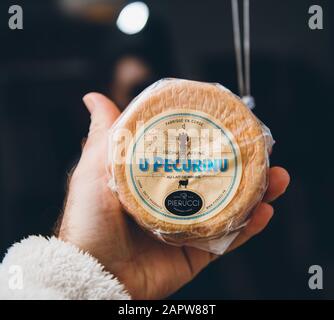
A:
[129,113,239,220]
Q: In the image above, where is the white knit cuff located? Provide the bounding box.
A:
[0,236,130,300]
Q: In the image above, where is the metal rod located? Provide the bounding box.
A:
[231,0,244,97]
[243,0,250,96]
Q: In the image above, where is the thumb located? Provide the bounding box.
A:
[73,92,120,177]
[83,92,120,142]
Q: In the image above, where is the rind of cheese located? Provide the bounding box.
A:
[108,79,270,243]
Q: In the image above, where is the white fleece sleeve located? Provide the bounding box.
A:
[0,236,130,300]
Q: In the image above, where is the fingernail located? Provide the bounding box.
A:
[83,94,96,113]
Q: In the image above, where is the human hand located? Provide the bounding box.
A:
[58,93,290,299]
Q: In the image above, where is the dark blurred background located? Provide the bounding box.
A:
[0,0,333,299]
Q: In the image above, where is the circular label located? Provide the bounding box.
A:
[125,109,242,225]
[164,190,204,216]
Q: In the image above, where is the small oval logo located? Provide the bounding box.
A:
[164,190,203,216]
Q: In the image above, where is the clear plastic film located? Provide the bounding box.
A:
[107,78,274,255]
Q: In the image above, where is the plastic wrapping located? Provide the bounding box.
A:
[107,78,274,254]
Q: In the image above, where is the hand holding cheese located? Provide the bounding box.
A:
[108,79,277,253]
[59,91,289,299]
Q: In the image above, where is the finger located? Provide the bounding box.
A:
[226,202,274,253]
[263,167,290,203]
[72,93,120,176]
[83,92,120,141]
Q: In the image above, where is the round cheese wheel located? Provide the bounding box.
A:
[108,79,271,244]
